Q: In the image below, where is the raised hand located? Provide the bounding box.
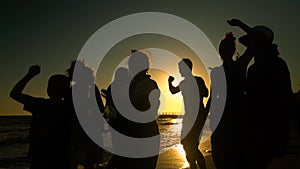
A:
[227,18,252,34]
[227,19,242,27]
[28,65,41,76]
[10,65,41,103]
[168,76,175,83]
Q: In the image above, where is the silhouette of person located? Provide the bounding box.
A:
[209,30,254,169]
[235,20,293,169]
[115,50,161,169]
[66,60,105,113]
[168,58,208,169]
[102,67,130,130]
[10,65,70,169]
[66,60,104,169]
[101,67,130,169]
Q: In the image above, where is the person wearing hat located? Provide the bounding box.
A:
[229,19,293,169]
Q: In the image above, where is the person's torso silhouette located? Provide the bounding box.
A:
[169,58,208,169]
[210,31,254,169]
[240,24,293,169]
[116,50,161,169]
[66,60,104,169]
[10,65,70,169]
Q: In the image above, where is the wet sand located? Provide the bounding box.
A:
[156,139,215,169]
[1,139,300,169]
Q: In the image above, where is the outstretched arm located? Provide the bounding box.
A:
[10,65,40,104]
[228,19,255,66]
[168,76,180,94]
[227,19,252,34]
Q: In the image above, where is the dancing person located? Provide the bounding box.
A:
[210,30,253,169]
[10,65,70,169]
[102,67,130,169]
[116,50,161,169]
[242,21,293,169]
[66,60,105,169]
[169,58,208,169]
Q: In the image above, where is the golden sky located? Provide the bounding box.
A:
[96,34,211,115]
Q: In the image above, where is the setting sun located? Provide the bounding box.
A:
[112,48,210,115]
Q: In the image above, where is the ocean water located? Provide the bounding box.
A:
[0,116,211,168]
[0,116,31,168]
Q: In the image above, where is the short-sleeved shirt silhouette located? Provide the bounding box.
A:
[246,56,292,157]
[122,72,160,138]
[23,97,68,167]
[180,76,208,143]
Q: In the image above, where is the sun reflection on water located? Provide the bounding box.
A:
[177,144,190,169]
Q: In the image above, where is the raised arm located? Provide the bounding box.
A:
[227,19,252,34]
[10,65,41,104]
[168,76,180,94]
[228,19,255,67]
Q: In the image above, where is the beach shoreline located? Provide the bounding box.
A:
[1,116,300,169]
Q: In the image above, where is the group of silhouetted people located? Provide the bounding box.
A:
[210,19,294,169]
[10,60,106,169]
[10,18,297,169]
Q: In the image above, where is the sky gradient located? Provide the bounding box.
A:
[1,0,299,115]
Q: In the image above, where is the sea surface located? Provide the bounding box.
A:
[0,115,211,169]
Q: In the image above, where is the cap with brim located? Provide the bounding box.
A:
[239,25,274,47]
[253,25,274,43]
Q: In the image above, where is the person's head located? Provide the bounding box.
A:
[47,74,70,100]
[66,60,86,80]
[239,25,274,52]
[66,59,95,84]
[178,58,193,77]
[253,25,274,45]
[219,32,236,62]
[128,50,150,76]
[114,67,129,82]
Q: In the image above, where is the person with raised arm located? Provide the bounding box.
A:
[10,65,70,169]
[169,58,208,169]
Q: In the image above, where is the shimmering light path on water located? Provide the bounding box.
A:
[157,118,213,169]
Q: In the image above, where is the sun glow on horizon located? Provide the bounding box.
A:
[149,68,185,114]
[109,48,210,114]
[147,48,209,114]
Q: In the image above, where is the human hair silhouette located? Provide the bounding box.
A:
[128,50,150,81]
[66,59,104,112]
[218,32,236,61]
[10,65,70,169]
[169,58,208,169]
[181,58,193,70]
